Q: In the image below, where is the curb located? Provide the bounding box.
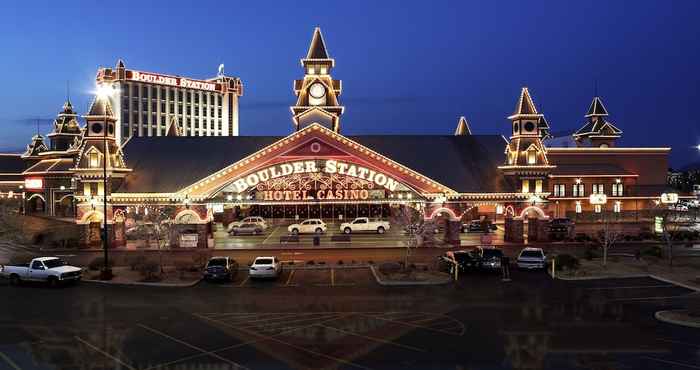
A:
[83,278,202,288]
[649,275,700,293]
[549,271,700,292]
[654,310,700,329]
[369,265,452,286]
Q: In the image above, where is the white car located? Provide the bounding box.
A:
[228,217,268,232]
[516,247,547,270]
[340,217,391,234]
[249,256,282,279]
[287,219,327,235]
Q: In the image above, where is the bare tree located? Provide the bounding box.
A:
[594,210,622,267]
[390,206,430,268]
[658,205,698,268]
[139,206,176,273]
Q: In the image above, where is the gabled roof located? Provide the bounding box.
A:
[306,27,330,59]
[119,133,513,194]
[585,96,609,117]
[86,96,114,117]
[454,116,472,135]
[23,135,48,158]
[508,87,543,120]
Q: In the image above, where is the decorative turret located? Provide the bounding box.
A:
[47,100,82,151]
[291,27,344,132]
[454,116,472,135]
[499,87,555,194]
[22,134,48,159]
[573,96,622,148]
[166,115,181,137]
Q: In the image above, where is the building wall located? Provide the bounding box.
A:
[548,149,669,185]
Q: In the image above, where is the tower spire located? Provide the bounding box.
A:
[306,27,330,60]
[454,116,472,135]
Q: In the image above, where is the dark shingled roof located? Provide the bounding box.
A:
[119,135,513,194]
[0,154,26,174]
[551,163,635,177]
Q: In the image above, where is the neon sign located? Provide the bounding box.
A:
[231,160,399,193]
[129,71,217,92]
[24,178,43,189]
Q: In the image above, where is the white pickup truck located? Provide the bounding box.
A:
[0,257,82,287]
[340,217,391,234]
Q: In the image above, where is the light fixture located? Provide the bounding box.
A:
[95,84,114,99]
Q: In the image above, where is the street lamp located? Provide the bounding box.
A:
[95,85,113,279]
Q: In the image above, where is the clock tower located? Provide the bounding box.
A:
[291,27,344,132]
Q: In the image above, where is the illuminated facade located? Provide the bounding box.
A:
[96,60,243,144]
[0,27,686,247]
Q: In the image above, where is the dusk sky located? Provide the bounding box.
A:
[1,0,699,167]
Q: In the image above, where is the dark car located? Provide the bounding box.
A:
[473,247,504,271]
[203,257,238,282]
[439,250,480,273]
[548,218,574,239]
[229,222,264,236]
[462,220,498,233]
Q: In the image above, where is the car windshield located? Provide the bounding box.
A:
[255,258,273,265]
[453,253,473,262]
[520,250,543,258]
[208,259,227,267]
[482,249,503,258]
[43,259,66,269]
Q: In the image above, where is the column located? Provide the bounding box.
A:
[198,91,204,136]
[231,93,239,136]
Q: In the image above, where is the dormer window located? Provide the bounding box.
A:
[89,152,99,168]
[527,150,537,165]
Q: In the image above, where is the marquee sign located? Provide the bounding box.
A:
[128,71,218,92]
[230,160,400,194]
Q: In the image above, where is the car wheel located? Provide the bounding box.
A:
[344,227,352,234]
[315,228,323,234]
[253,230,259,235]
[9,275,20,286]
[291,229,299,235]
[377,226,385,234]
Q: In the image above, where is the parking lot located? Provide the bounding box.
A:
[212,220,505,249]
[218,266,377,288]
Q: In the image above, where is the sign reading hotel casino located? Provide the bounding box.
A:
[129,71,218,92]
[231,160,399,201]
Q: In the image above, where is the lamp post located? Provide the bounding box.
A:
[95,85,113,279]
[660,192,680,268]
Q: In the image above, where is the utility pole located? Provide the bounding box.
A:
[102,108,110,279]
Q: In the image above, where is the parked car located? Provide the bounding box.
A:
[340,217,391,234]
[203,257,238,282]
[287,219,327,234]
[0,257,82,287]
[125,224,153,239]
[227,217,268,233]
[439,250,480,273]
[462,220,498,233]
[516,247,547,270]
[473,247,503,271]
[229,222,264,236]
[248,256,282,279]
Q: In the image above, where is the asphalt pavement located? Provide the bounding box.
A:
[1,269,699,370]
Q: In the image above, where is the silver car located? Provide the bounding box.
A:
[516,247,547,270]
[249,257,282,279]
[229,222,264,236]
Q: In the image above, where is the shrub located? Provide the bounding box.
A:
[174,261,192,279]
[554,254,579,271]
[139,260,161,281]
[191,250,211,269]
[583,246,599,261]
[378,262,402,275]
[88,257,114,271]
[127,253,148,271]
[307,260,315,265]
[640,245,663,259]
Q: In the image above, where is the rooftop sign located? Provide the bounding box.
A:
[128,71,218,92]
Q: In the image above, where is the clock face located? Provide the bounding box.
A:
[309,83,326,99]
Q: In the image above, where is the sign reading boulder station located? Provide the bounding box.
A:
[231,159,400,194]
[129,71,218,92]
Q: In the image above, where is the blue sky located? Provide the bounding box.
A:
[1,0,699,167]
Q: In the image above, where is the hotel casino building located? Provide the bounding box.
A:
[96,60,243,143]
[0,28,686,247]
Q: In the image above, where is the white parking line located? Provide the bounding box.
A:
[138,324,249,370]
[75,336,136,370]
[609,295,691,302]
[586,285,675,290]
[640,356,700,369]
[262,226,280,244]
[317,324,425,352]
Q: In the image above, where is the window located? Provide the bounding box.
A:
[575,201,582,214]
[613,201,622,213]
[553,184,565,197]
[535,179,543,193]
[521,180,530,193]
[31,261,43,270]
[572,183,585,197]
[527,150,536,165]
[592,184,605,194]
[612,183,624,196]
[83,182,91,196]
[142,101,148,111]
[594,204,602,213]
[89,152,99,168]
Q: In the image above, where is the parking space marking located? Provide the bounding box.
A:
[195,313,370,370]
[586,285,675,290]
[285,269,296,286]
[75,336,136,370]
[360,313,465,336]
[640,356,700,369]
[138,324,249,370]
[317,324,425,352]
[0,352,22,370]
[239,313,341,330]
[262,226,280,244]
[237,276,250,287]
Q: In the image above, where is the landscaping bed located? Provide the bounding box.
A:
[372,262,452,285]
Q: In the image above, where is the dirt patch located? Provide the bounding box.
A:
[85,266,201,284]
[379,269,451,284]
